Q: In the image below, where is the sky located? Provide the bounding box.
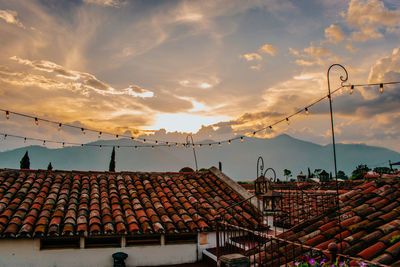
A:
[0,0,399,153]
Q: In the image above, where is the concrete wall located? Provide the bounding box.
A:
[0,238,197,267]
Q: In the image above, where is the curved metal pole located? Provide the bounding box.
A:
[327,64,348,255]
[264,167,276,183]
[186,135,198,171]
[327,64,348,179]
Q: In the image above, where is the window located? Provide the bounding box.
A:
[85,236,121,248]
[40,237,80,250]
[126,234,161,246]
[165,233,197,245]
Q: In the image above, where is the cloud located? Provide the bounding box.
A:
[258,44,277,56]
[291,45,332,66]
[178,77,220,89]
[240,53,262,61]
[295,59,316,66]
[345,0,400,42]
[9,56,154,98]
[289,48,300,56]
[83,0,126,7]
[303,45,332,58]
[345,44,358,53]
[0,9,25,28]
[325,24,345,44]
[368,47,400,83]
[250,64,262,71]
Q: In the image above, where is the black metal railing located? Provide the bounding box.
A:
[217,222,389,267]
[215,195,265,260]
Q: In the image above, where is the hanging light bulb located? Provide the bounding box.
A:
[240,137,244,142]
[350,85,354,95]
[81,128,85,134]
[228,140,231,145]
[58,123,62,130]
[305,107,309,115]
[380,83,384,94]
[98,132,102,138]
[35,117,39,125]
[115,134,119,140]
[5,111,9,119]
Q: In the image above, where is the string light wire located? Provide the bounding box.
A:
[1,80,399,149]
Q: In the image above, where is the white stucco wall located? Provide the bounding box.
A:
[0,238,197,267]
[197,231,216,260]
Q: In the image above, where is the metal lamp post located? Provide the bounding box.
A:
[326,64,348,179]
[327,64,348,254]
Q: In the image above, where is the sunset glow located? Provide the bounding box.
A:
[0,0,399,152]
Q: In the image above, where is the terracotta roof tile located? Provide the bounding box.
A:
[249,179,400,265]
[0,169,259,237]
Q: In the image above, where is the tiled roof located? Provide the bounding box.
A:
[0,169,259,238]
[274,190,339,228]
[261,179,400,265]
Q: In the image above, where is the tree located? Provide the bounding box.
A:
[373,167,391,175]
[47,162,53,171]
[351,164,370,180]
[179,167,194,172]
[307,167,313,178]
[283,169,292,181]
[337,170,348,180]
[20,151,30,169]
[109,147,116,172]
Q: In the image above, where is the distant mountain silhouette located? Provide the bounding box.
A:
[0,134,398,181]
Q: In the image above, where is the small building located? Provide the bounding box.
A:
[0,167,258,267]
[296,172,307,182]
[315,169,329,182]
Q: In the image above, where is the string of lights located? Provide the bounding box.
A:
[0,132,176,150]
[1,80,399,149]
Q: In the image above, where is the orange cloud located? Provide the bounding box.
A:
[325,24,345,44]
[0,9,25,28]
[259,44,277,56]
[346,0,400,42]
[240,53,262,61]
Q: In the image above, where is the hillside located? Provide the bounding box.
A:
[0,134,398,181]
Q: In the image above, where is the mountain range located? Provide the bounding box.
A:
[0,134,398,181]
